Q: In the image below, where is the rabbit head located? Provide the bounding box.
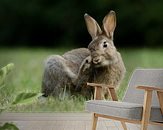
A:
[84,11,118,67]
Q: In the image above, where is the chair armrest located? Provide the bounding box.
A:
[87,82,114,89]
[87,82,118,101]
[137,86,163,123]
[136,85,163,92]
[87,82,103,100]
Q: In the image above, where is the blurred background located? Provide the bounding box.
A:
[1,0,163,48]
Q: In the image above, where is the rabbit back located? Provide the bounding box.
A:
[63,48,90,74]
[41,48,90,97]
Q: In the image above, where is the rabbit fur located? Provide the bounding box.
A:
[41,10,126,98]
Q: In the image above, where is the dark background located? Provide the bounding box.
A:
[0,0,163,48]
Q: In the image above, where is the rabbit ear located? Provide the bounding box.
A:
[102,10,116,40]
[84,13,102,39]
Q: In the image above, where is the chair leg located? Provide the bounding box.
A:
[141,90,152,130]
[141,123,149,130]
[157,91,163,114]
[121,121,127,130]
[92,113,98,130]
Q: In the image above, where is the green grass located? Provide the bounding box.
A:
[0,47,163,112]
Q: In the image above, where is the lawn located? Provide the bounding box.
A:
[0,47,163,112]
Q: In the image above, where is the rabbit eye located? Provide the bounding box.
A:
[103,41,108,48]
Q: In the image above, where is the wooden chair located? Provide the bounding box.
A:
[86,69,163,130]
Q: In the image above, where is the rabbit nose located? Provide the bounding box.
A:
[93,57,101,64]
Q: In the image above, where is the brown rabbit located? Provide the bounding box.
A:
[82,10,126,98]
[41,10,126,98]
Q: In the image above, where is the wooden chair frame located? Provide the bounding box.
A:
[87,83,163,130]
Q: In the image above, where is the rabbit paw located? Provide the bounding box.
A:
[81,56,92,72]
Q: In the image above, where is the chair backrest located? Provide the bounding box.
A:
[123,69,163,107]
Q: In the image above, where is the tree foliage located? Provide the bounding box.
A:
[0,0,163,47]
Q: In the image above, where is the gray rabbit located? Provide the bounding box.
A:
[41,10,126,98]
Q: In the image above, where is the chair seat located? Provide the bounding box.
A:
[86,100,163,123]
